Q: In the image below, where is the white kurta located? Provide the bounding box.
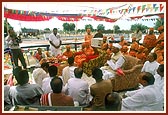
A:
[49,33,62,56]
[32,68,49,87]
[62,66,77,86]
[41,77,53,94]
[141,61,160,75]
[66,78,90,106]
[154,74,164,105]
[101,52,125,80]
[121,85,163,111]
[106,57,125,70]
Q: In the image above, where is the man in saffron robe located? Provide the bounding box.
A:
[63,45,74,58]
[136,45,146,64]
[154,26,164,64]
[129,37,139,57]
[84,28,93,46]
[143,28,157,56]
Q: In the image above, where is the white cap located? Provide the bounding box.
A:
[113,43,122,49]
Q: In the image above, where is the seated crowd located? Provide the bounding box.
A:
[4,26,164,111]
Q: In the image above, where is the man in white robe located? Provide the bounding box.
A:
[62,57,77,86]
[65,68,90,106]
[154,64,164,108]
[42,65,58,94]
[141,52,160,76]
[32,62,49,87]
[49,28,62,57]
[121,72,163,111]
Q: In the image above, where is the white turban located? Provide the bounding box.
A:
[113,43,122,49]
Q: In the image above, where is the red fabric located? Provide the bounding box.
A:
[53,63,60,67]
[4,8,117,22]
[130,16,143,19]
[56,55,68,62]
[74,54,87,67]
[34,53,42,61]
[4,65,11,69]
[4,7,164,22]
[4,12,52,21]
[85,55,99,62]
[40,93,49,106]
[116,68,125,77]
[7,74,14,86]
[74,51,84,56]
[63,51,73,58]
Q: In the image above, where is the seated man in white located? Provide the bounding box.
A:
[62,57,77,86]
[121,72,163,111]
[141,52,160,76]
[32,62,49,87]
[42,65,58,94]
[101,43,125,80]
[65,67,90,106]
[154,64,164,107]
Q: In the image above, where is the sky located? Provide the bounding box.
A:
[3,2,127,11]
[3,2,163,32]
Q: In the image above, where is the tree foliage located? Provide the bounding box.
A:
[97,24,105,31]
[154,18,164,30]
[63,22,70,32]
[69,23,75,31]
[77,29,85,33]
[44,28,50,31]
[85,24,94,32]
[4,19,13,34]
[130,23,148,33]
[62,23,76,32]
[113,25,120,33]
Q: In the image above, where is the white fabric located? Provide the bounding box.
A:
[113,43,122,49]
[101,53,125,80]
[135,31,142,41]
[48,93,52,106]
[41,77,53,94]
[49,33,62,56]
[121,85,163,111]
[65,78,90,106]
[154,74,164,98]
[132,31,142,41]
[106,56,125,70]
[5,35,20,49]
[32,68,49,87]
[62,66,77,86]
[74,101,80,107]
[154,74,164,107]
[102,70,115,80]
[141,61,160,75]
